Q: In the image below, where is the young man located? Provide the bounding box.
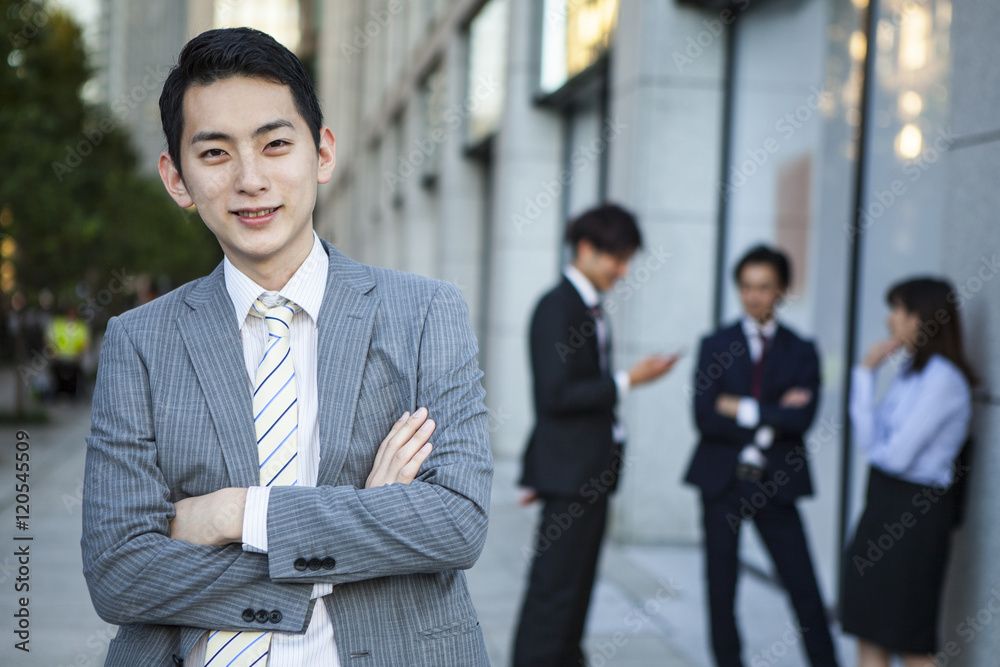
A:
[513,204,678,667]
[80,28,493,666]
[684,246,838,667]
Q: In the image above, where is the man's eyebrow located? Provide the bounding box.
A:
[189,120,295,145]
[254,119,295,137]
[191,130,232,145]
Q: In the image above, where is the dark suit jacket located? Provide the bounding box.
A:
[520,277,621,498]
[684,321,820,503]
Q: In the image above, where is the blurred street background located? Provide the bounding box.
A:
[2,0,1000,665]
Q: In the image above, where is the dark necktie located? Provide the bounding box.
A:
[589,305,609,374]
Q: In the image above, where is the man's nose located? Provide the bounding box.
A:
[234,153,269,194]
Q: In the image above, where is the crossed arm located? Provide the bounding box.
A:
[81,282,492,631]
[694,338,820,440]
[168,409,436,546]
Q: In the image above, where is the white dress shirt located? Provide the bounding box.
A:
[735,316,778,430]
[187,232,341,666]
[850,353,970,487]
[564,265,629,443]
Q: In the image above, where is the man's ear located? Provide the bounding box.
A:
[576,238,595,263]
[158,151,194,208]
[317,127,336,185]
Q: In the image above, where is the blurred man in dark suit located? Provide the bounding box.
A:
[514,204,679,667]
[684,245,838,667]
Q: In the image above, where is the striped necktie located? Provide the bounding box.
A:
[204,297,300,667]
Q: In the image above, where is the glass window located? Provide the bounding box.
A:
[466,0,509,145]
[539,0,618,94]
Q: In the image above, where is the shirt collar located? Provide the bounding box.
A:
[564,265,600,308]
[224,231,329,329]
[742,315,778,341]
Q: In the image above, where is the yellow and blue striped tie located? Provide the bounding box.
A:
[204,297,300,667]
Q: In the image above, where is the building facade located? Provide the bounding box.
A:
[314,0,1000,661]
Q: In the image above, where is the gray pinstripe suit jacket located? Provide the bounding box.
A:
[81,239,493,666]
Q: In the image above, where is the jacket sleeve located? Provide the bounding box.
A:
[693,336,754,444]
[81,316,314,632]
[757,340,821,436]
[529,296,617,418]
[263,282,494,584]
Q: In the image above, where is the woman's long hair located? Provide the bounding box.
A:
[886,277,978,386]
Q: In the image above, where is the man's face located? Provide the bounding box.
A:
[575,240,633,292]
[738,263,783,323]
[158,76,335,280]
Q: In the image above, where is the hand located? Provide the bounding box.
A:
[365,408,435,488]
[628,353,681,387]
[518,488,539,506]
[863,338,901,369]
[715,393,741,418]
[779,387,813,408]
[169,487,247,546]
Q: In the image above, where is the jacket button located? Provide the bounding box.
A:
[241,608,255,623]
[172,654,185,666]
[321,557,335,570]
[255,609,269,623]
[307,558,322,571]
[294,558,308,571]
[269,610,283,623]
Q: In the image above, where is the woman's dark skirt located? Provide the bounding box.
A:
[840,466,956,655]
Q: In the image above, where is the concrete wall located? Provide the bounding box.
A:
[937,1,1000,663]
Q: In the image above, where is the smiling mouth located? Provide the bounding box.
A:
[235,207,279,218]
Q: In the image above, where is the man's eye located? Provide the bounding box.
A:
[268,140,289,149]
[201,148,225,158]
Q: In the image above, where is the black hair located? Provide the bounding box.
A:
[886,277,978,385]
[158,28,323,179]
[564,203,642,257]
[733,245,791,289]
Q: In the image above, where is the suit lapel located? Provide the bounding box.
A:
[762,326,789,381]
[177,265,260,488]
[562,278,602,366]
[731,322,754,394]
[315,241,379,487]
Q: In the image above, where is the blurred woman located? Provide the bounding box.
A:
[841,277,976,667]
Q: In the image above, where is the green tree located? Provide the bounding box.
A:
[0,0,220,416]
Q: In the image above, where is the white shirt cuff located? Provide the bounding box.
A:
[241,485,271,553]
[614,370,631,400]
[311,583,334,600]
[736,397,760,428]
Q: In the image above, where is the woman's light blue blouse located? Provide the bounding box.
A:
[850,354,971,487]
